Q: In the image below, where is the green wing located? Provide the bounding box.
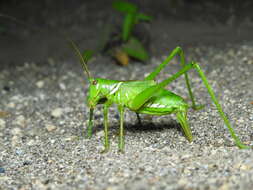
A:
[111,80,155,107]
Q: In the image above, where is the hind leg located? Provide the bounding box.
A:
[145,47,202,110]
[176,110,192,142]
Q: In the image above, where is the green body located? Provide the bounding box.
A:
[88,78,188,115]
[70,40,251,152]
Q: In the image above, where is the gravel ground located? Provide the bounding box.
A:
[0,43,253,190]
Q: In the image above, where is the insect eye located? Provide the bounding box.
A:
[92,80,97,85]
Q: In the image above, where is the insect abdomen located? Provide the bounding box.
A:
[137,89,188,115]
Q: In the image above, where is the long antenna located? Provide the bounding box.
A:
[67,39,92,80]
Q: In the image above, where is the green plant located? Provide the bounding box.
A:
[112,0,152,62]
[112,0,152,42]
[98,0,153,64]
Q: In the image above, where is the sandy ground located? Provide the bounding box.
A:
[1,42,253,190]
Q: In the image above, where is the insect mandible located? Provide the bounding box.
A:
[70,40,251,152]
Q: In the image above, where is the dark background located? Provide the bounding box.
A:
[1,0,253,65]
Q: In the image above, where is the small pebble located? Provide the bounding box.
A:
[36,80,44,88]
[178,178,189,185]
[0,111,10,117]
[51,108,63,118]
[0,119,6,129]
[7,102,15,108]
[64,136,78,141]
[12,135,21,146]
[15,149,23,155]
[10,95,21,101]
[45,124,57,132]
[27,139,36,146]
[59,83,66,90]
[0,167,5,173]
[96,130,104,138]
[14,115,26,127]
[11,128,22,136]
[219,183,229,190]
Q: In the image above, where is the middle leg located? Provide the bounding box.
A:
[118,106,125,152]
[103,104,110,152]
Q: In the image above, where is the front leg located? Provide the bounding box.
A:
[118,106,125,152]
[87,108,94,138]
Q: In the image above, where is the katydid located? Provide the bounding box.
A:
[70,41,251,152]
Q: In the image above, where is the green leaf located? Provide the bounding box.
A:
[122,13,135,41]
[122,37,149,61]
[112,1,137,14]
[136,13,153,22]
[82,50,94,63]
[96,22,113,52]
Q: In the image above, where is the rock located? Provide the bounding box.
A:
[14,115,26,127]
[96,130,104,138]
[59,83,66,90]
[0,167,5,173]
[51,108,63,118]
[0,119,6,129]
[11,128,22,136]
[105,186,118,190]
[0,111,10,118]
[27,139,36,146]
[45,124,57,132]
[10,95,21,101]
[7,102,15,108]
[178,178,189,185]
[15,149,23,155]
[12,135,21,146]
[64,136,78,142]
[219,183,229,190]
[36,80,44,88]
[234,163,251,171]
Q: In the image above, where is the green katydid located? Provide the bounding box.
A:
[70,40,251,152]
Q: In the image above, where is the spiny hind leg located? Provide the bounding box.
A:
[176,110,193,142]
[145,47,203,110]
[131,61,250,149]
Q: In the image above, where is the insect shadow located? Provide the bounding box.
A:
[90,116,182,137]
[126,120,180,134]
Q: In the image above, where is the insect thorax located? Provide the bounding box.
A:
[87,78,156,108]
